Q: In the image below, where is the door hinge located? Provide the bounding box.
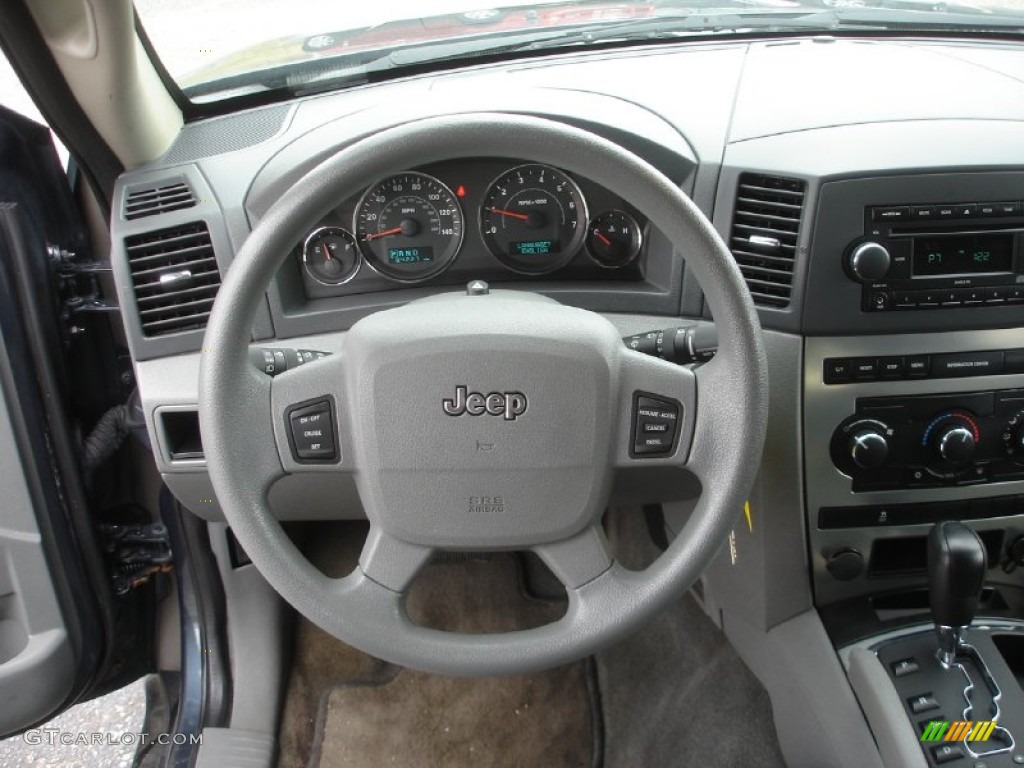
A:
[101,522,173,595]
[49,246,119,338]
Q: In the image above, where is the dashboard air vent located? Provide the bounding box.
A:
[125,222,220,337]
[124,180,196,220]
[729,173,806,308]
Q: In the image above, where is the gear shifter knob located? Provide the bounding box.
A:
[928,521,986,666]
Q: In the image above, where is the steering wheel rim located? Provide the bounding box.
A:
[199,112,768,676]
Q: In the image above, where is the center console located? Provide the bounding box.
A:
[799,170,1024,766]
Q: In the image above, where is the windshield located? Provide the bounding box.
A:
[137,0,1024,104]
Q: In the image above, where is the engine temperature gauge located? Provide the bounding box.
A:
[586,210,642,268]
[303,227,361,285]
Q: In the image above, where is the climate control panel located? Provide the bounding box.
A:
[831,389,1024,492]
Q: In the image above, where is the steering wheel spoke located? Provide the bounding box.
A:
[269,348,354,474]
[358,525,435,593]
[533,524,614,590]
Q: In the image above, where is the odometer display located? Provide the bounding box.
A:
[388,247,434,264]
[354,173,463,282]
[480,164,587,274]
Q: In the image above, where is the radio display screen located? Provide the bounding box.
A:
[913,234,1014,277]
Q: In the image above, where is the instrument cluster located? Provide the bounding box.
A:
[297,159,647,295]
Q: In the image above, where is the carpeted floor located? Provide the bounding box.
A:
[595,508,788,768]
[276,511,786,768]
[276,525,593,768]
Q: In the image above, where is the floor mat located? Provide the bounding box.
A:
[595,508,788,768]
[276,524,594,768]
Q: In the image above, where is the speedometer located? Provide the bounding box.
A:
[480,164,587,275]
[354,172,463,282]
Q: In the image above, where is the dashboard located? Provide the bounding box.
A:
[107,35,1024,644]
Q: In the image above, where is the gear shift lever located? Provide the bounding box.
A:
[928,521,987,668]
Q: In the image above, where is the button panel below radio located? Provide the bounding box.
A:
[866,286,1024,313]
[824,348,1024,384]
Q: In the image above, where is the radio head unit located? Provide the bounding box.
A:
[846,201,1024,312]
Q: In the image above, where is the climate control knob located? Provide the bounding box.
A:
[1003,411,1024,459]
[936,425,977,464]
[847,242,892,282]
[849,428,889,470]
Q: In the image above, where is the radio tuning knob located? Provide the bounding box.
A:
[849,427,889,470]
[848,242,892,282]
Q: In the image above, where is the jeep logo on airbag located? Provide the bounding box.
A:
[442,385,528,421]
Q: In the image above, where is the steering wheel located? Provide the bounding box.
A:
[199,113,768,676]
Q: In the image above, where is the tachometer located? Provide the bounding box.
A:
[354,172,463,282]
[479,164,587,275]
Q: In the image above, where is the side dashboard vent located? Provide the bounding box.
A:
[124,180,196,220]
[729,173,806,308]
[125,222,220,337]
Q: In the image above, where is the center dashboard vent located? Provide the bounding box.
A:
[124,180,196,220]
[125,222,220,337]
[729,173,806,309]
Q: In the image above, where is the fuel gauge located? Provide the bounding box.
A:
[586,210,642,269]
[303,227,361,285]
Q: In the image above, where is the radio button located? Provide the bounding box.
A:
[935,205,957,219]
[986,288,1008,303]
[906,356,931,377]
[915,290,941,307]
[910,205,936,220]
[962,289,985,305]
[871,205,909,222]
[1008,287,1024,303]
[978,202,1001,217]
[955,203,977,218]
[993,201,1021,216]
[895,291,917,309]
[938,290,961,306]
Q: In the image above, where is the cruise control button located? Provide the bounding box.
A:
[633,395,679,456]
[288,401,337,461]
[641,421,670,434]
